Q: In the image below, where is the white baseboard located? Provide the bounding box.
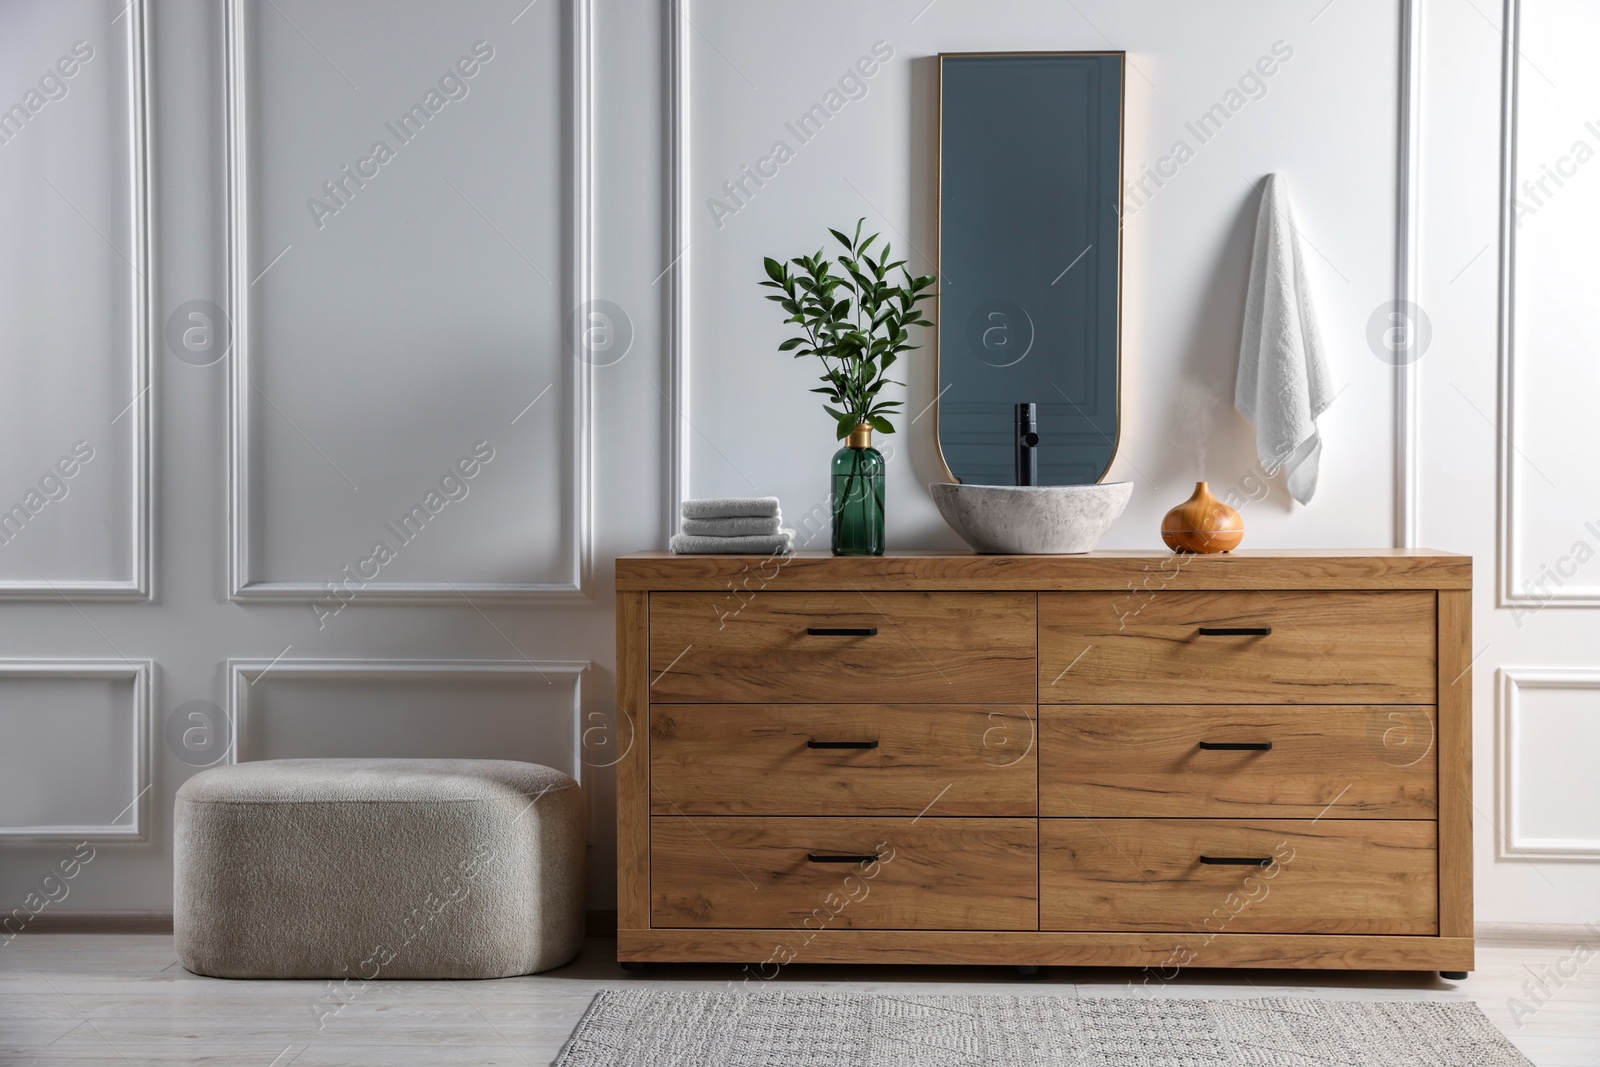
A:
[1477,921,1600,945]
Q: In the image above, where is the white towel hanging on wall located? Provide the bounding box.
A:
[1235,172,1335,505]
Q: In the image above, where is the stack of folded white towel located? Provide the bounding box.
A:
[670,497,795,555]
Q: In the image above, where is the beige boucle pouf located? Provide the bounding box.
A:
[175,758,583,980]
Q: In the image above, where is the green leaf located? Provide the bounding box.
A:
[869,415,894,434]
[762,223,936,406]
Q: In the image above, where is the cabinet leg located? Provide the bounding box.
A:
[1015,965,1041,978]
[620,961,648,973]
[1439,971,1468,980]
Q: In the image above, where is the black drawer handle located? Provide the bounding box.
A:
[806,627,878,636]
[806,853,880,863]
[1198,741,1273,751]
[1200,855,1273,866]
[807,739,879,749]
[1197,626,1272,636]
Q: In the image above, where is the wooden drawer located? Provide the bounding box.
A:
[1039,590,1436,704]
[649,591,1035,703]
[1041,819,1437,934]
[1040,705,1436,819]
[650,817,1038,930]
[651,704,1036,816]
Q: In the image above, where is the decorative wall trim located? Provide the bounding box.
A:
[1395,0,1421,549]
[1497,0,1526,605]
[1498,668,1600,860]
[225,657,591,826]
[2,0,152,600]
[665,2,1425,547]
[572,0,595,599]
[0,659,152,840]
[224,0,592,602]
[665,0,691,543]
[1494,0,1594,605]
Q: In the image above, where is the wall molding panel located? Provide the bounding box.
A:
[1498,667,1600,860]
[0,659,152,840]
[1,0,153,601]
[1497,0,1533,607]
[1495,0,1599,606]
[1394,0,1421,548]
[223,0,593,603]
[225,657,592,825]
[664,0,691,545]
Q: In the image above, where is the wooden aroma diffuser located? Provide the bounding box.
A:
[1161,481,1244,553]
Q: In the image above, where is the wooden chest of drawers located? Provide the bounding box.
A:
[615,550,1472,972]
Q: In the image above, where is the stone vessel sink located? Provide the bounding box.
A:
[930,481,1133,554]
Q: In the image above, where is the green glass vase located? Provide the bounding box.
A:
[831,425,885,556]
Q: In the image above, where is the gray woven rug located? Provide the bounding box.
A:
[553,990,1533,1066]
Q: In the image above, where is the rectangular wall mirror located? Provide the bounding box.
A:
[936,52,1124,486]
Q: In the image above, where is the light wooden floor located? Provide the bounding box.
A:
[1,935,1596,1065]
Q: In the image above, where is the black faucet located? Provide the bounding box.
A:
[1015,403,1039,486]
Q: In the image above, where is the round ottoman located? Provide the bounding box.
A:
[174,758,583,979]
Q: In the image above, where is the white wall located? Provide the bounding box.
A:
[685,1,1402,551]
[0,0,1593,931]
[0,0,664,915]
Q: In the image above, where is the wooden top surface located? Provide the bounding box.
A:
[616,549,1472,591]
